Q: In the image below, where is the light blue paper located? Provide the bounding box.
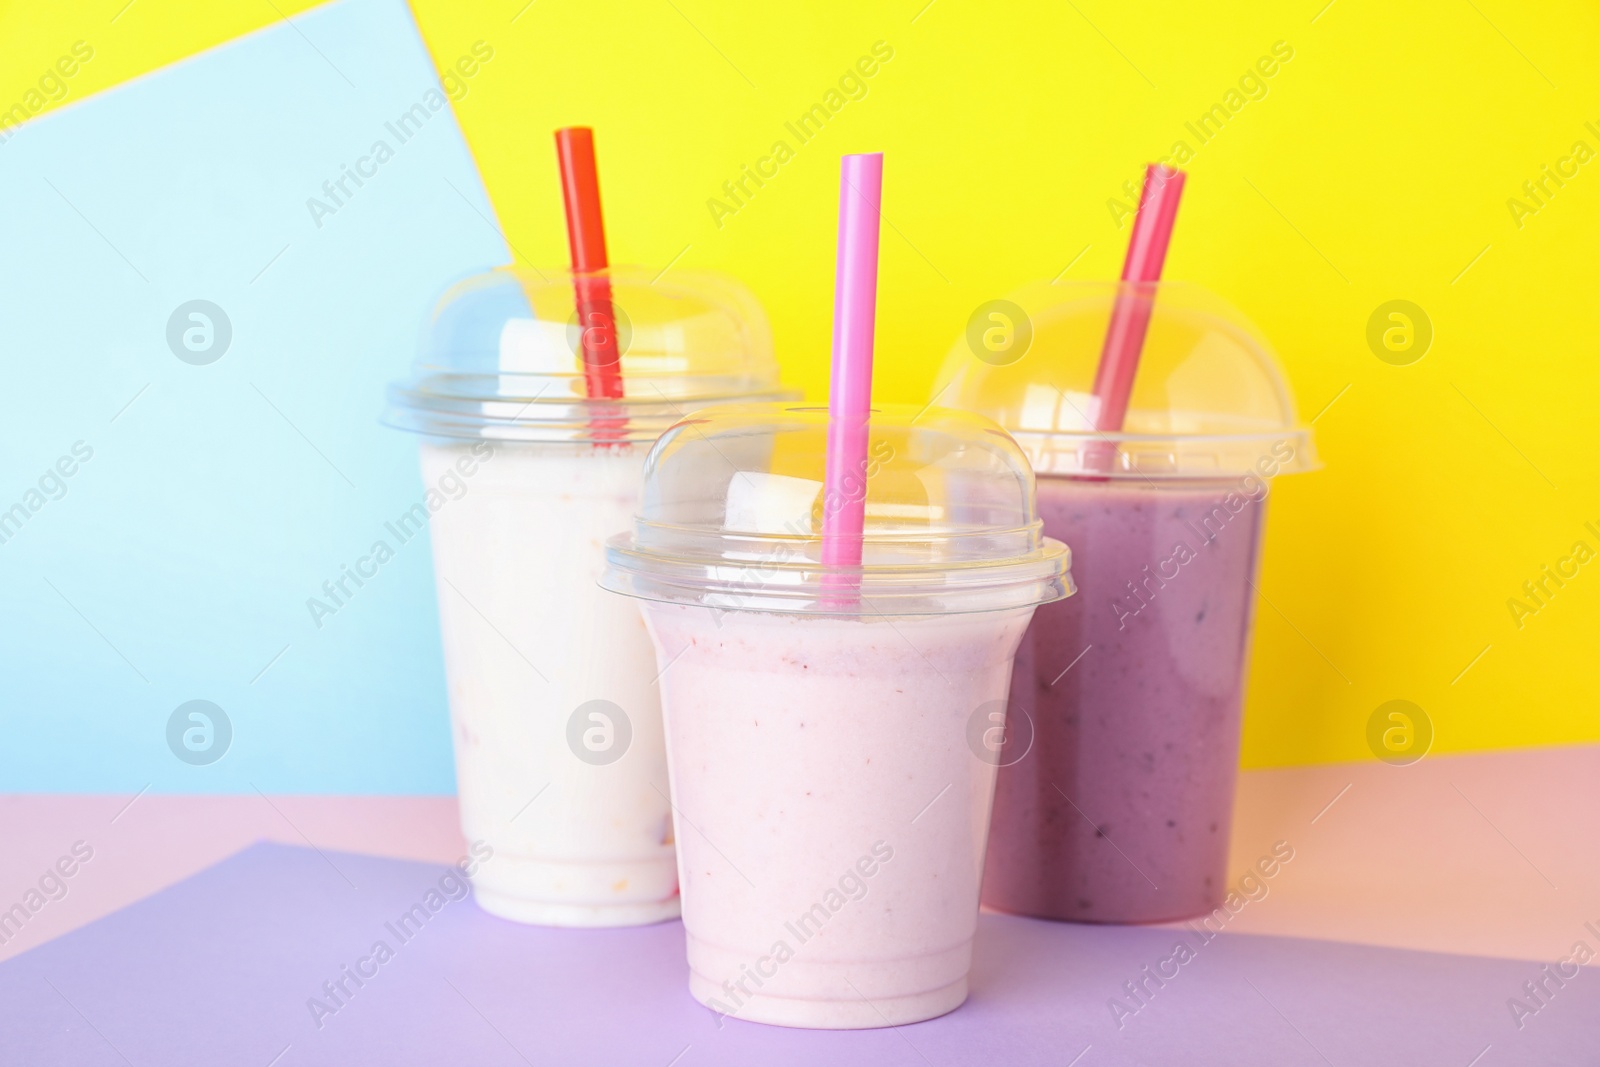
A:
[0,0,509,792]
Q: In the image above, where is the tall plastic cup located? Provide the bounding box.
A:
[384,266,790,926]
[940,282,1314,923]
[602,403,1072,1027]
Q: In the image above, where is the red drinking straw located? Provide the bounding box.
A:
[1086,163,1187,472]
[819,153,884,606]
[555,127,625,402]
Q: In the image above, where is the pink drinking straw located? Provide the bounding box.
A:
[819,153,884,605]
[1085,163,1187,473]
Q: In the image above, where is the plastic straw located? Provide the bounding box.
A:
[1086,163,1186,472]
[555,127,625,402]
[820,153,883,603]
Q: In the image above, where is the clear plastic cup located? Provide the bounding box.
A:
[602,403,1071,1027]
[384,266,791,926]
[939,281,1315,923]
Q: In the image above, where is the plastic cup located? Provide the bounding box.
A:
[384,266,791,926]
[938,281,1315,923]
[603,403,1071,1027]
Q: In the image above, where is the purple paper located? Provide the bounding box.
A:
[1,843,1593,1065]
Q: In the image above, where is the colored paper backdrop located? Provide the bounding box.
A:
[1,0,1596,791]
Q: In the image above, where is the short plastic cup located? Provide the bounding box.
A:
[939,281,1314,923]
[603,404,1071,1027]
[384,266,790,926]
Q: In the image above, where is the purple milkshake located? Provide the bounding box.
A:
[983,475,1266,921]
[940,280,1314,924]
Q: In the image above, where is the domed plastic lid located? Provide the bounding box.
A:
[385,266,791,443]
[602,402,1072,616]
[937,281,1316,479]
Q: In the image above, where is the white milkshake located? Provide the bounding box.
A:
[423,440,675,925]
[604,403,1071,1025]
[387,265,788,926]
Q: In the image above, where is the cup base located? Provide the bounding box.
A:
[474,887,680,928]
[690,972,967,1030]
[982,895,1224,925]
[465,848,680,928]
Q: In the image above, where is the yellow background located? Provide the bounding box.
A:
[9,0,1598,768]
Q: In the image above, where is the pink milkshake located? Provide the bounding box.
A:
[939,280,1314,924]
[645,604,1032,1027]
[603,403,1071,1027]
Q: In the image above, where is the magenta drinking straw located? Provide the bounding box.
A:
[1084,163,1187,474]
[819,152,884,605]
